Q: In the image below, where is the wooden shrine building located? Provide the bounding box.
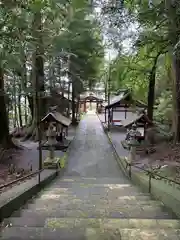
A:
[79,92,103,112]
[104,89,147,125]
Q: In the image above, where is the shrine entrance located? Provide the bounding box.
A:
[79,93,103,113]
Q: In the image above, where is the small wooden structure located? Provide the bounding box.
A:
[104,89,147,125]
[121,113,151,140]
[41,108,71,143]
[79,92,103,112]
[40,107,71,169]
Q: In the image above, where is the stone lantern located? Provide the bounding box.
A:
[47,122,57,159]
[125,123,141,163]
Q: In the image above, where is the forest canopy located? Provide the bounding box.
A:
[0,0,104,147]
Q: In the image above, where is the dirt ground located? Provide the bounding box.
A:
[0,147,32,188]
[135,142,180,181]
[137,142,180,165]
[0,125,77,191]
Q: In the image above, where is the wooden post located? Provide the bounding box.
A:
[66,126,68,136]
[125,104,127,119]
[107,64,111,131]
[129,145,136,163]
[79,102,81,113]
[47,123,56,160]
[84,100,86,112]
[90,100,92,110]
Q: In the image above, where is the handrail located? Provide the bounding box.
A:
[123,155,180,193]
[0,169,44,191]
[97,113,180,193]
[125,158,180,184]
[133,164,180,184]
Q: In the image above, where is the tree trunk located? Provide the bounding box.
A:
[173,56,180,142]
[69,57,77,124]
[13,75,18,128]
[25,11,45,140]
[167,54,177,139]
[71,77,76,124]
[0,67,13,148]
[76,96,80,119]
[18,81,23,127]
[104,79,108,102]
[147,67,156,121]
[147,53,161,121]
[67,80,71,117]
[48,57,54,92]
[24,95,28,125]
[166,0,180,142]
[58,56,61,85]
[22,53,28,125]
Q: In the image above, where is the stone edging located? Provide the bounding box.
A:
[96,113,128,176]
[96,113,180,218]
[55,123,79,175]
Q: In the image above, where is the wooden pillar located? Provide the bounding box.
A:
[79,102,81,112]
[144,122,147,139]
[125,104,127,119]
[108,107,110,124]
[79,101,82,113]
[61,126,63,141]
[84,101,86,112]
[90,100,92,110]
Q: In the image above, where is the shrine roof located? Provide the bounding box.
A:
[104,89,147,109]
[121,113,151,128]
[41,111,71,127]
[104,89,130,109]
[80,91,103,101]
[135,100,147,108]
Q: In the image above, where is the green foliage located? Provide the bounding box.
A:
[58,7,104,90]
[100,0,177,127]
[0,0,104,91]
[0,0,105,136]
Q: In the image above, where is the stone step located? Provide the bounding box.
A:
[15,195,155,214]
[2,217,180,229]
[54,177,130,184]
[18,206,174,219]
[1,226,180,239]
[49,182,135,189]
[45,183,142,192]
[35,194,152,202]
[41,188,149,198]
[26,200,164,212]
[30,198,162,209]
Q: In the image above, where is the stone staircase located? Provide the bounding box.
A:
[1,176,180,239]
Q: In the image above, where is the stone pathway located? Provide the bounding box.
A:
[66,112,125,178]
[1,113,180,239]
